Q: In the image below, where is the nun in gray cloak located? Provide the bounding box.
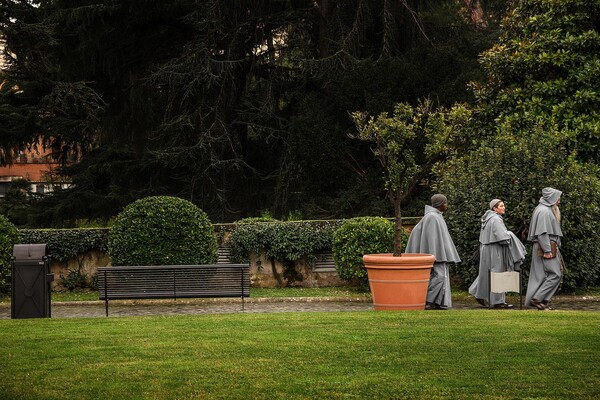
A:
[468,199,526,308]
[525,187,563,310]
[405,194,461,309]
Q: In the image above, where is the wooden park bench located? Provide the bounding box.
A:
[97,264,250,316]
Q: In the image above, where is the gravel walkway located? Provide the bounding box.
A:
[1,295,599,319]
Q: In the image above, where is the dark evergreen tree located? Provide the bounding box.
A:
[1,0,505,225]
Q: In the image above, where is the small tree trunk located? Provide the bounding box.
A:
[393,195,403,256]
[317,0,329,58]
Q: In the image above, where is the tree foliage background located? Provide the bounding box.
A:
[0,0,505,225]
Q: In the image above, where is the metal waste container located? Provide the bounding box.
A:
[11,244,54,319]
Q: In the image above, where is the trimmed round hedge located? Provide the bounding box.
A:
[333,216,406,287]
[0,215,19,292]
[109,196,217,266]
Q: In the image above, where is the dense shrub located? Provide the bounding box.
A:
[333,217,407,287]
[59,269,88,292]
[234,216,279,224]
[474,0,600,163]
[20,228,110,262]
[0,215,20,292]
[19,228,110,291]
[229,220,340,264]
[436,127,600,290]
[109,196,217,266]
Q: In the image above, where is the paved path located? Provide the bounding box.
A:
[1,295,599,319]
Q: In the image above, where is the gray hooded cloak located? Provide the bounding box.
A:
[525,188,563,306]
[405,205,460,308]
[468,210,526,305]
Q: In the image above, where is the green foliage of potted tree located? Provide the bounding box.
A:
[351,100,469,309]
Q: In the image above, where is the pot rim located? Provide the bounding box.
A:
[362,253,435,268]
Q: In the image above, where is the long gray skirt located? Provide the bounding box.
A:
[468,242,506,306]
[525,243,562,306]
[427,262,452,308]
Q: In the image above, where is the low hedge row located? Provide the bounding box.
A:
[228,220,343,264]
[19,228,110,263]
[17,222,355,266]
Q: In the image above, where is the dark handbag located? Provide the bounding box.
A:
[537,241,558,258]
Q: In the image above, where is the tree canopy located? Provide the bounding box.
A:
[0,0,504,225]
[472,0,600,162]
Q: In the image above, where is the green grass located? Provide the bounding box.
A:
[0,311,598,399]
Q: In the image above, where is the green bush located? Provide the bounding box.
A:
[18,228,110,291]
[0,215,20,292]
[59,269,88,292]
[228,217,278,263]
[235,216,279,224]
[109,196,217,266]
[333,217,407,286]
[229,219,340,264]
[20,228,110,262]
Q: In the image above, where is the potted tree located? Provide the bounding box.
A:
[351,100,467,309]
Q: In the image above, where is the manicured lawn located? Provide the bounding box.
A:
[1,311,598,399]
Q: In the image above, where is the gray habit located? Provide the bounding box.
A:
[405,205,461,308]
[468,210,526,305]
[525,189,563,306]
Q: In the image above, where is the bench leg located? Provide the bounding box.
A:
[241,267,245,312]
[103,270,109,317]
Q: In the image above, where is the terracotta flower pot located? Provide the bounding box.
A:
[363,253,435,310]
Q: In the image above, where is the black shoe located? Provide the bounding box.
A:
[530,298,547,310]
[476,298,488,307]
[493,303,514,309]
[425,303,441,310]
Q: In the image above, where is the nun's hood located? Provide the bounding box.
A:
[539,187,562,206]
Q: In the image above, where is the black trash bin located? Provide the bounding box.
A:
[11,244,54,319]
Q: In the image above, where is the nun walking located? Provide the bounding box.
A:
[526,188,563,310]
[405,194,461,310]
[468,199,527,308]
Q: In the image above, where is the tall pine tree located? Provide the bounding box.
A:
[1,0,505,225]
